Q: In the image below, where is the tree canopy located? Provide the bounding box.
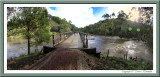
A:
[7,7,51,54]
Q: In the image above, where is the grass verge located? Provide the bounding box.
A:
[7,52,44,70]
[94,54,153,70]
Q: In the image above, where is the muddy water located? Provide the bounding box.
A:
[7,38,53,59]
[7,35,153,63]
[7,34,68,59]
[87,35,153,63]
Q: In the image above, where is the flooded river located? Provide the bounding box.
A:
[87,35,153,63]
[7,35,153,63]
[7,38,52,59]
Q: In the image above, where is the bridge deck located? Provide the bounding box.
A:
[55,33,83,48]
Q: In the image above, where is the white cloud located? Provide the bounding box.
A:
[46,7,102,28]
[46,6,141,28]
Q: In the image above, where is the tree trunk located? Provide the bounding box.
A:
[28,25,30,54]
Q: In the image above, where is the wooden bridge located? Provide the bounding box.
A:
[52,32,88,49]
[27,32,98,70]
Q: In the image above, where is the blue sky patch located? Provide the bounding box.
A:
[49,7,56,10]
[91,7,108,17]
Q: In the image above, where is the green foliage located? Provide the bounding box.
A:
[100,54,113,58]
[7,7,51,54]
[51,16,62,24]
[49,16,78,33]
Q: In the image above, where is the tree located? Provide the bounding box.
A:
[102,13,110,19]
[117,10,129,20]
[7,7,50,54]
[111,12,115,18]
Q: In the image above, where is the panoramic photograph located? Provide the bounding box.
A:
[6,4,154,70]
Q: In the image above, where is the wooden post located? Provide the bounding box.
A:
[83,34,85,48]
[52,35,55,47]
[62,33,64,40]
[64,33,65,39]
[84,34,85,45]
[60,33,61,41]
[124,54,125,59]
[85,33,88,48]
[68,32,69,37]
[107,49,109,58]
[135,56,137,61]
[126,52,128,60]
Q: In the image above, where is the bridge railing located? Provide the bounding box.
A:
[52,32,73,47]
[79,32,88,48]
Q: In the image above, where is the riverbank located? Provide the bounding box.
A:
[7,52,44,70]
[94,54,153,70]
[7,49,153,70]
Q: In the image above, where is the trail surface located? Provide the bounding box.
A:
[28,49,91,70]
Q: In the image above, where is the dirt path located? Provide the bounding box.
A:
[28,48,92,70]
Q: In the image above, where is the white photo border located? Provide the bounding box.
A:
[4,4,157,74]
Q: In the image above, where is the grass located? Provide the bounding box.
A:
[7,51,44,70]
[100,54,113,58]
[95,54,153,70]
[8,52,43,61]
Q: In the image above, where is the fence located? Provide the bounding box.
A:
[52,32,73,47]
[79,32,88,48]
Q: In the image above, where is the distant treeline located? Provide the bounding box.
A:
[48,15,79,34]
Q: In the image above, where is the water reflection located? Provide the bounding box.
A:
[87,35,153,63]
[7,38,52,59]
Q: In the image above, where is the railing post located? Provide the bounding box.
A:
[61,33,62,40]
[85,33,88,48]
[52,34,55,47]
[63,33,66,40]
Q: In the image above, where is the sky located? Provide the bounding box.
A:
[46,6,140,28]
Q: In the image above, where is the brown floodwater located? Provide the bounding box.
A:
[87,35,153,63]
[7,35,153,63]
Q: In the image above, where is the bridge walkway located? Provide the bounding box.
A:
[55,33,83,48]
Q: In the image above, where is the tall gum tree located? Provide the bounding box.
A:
[7,7,51,54]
